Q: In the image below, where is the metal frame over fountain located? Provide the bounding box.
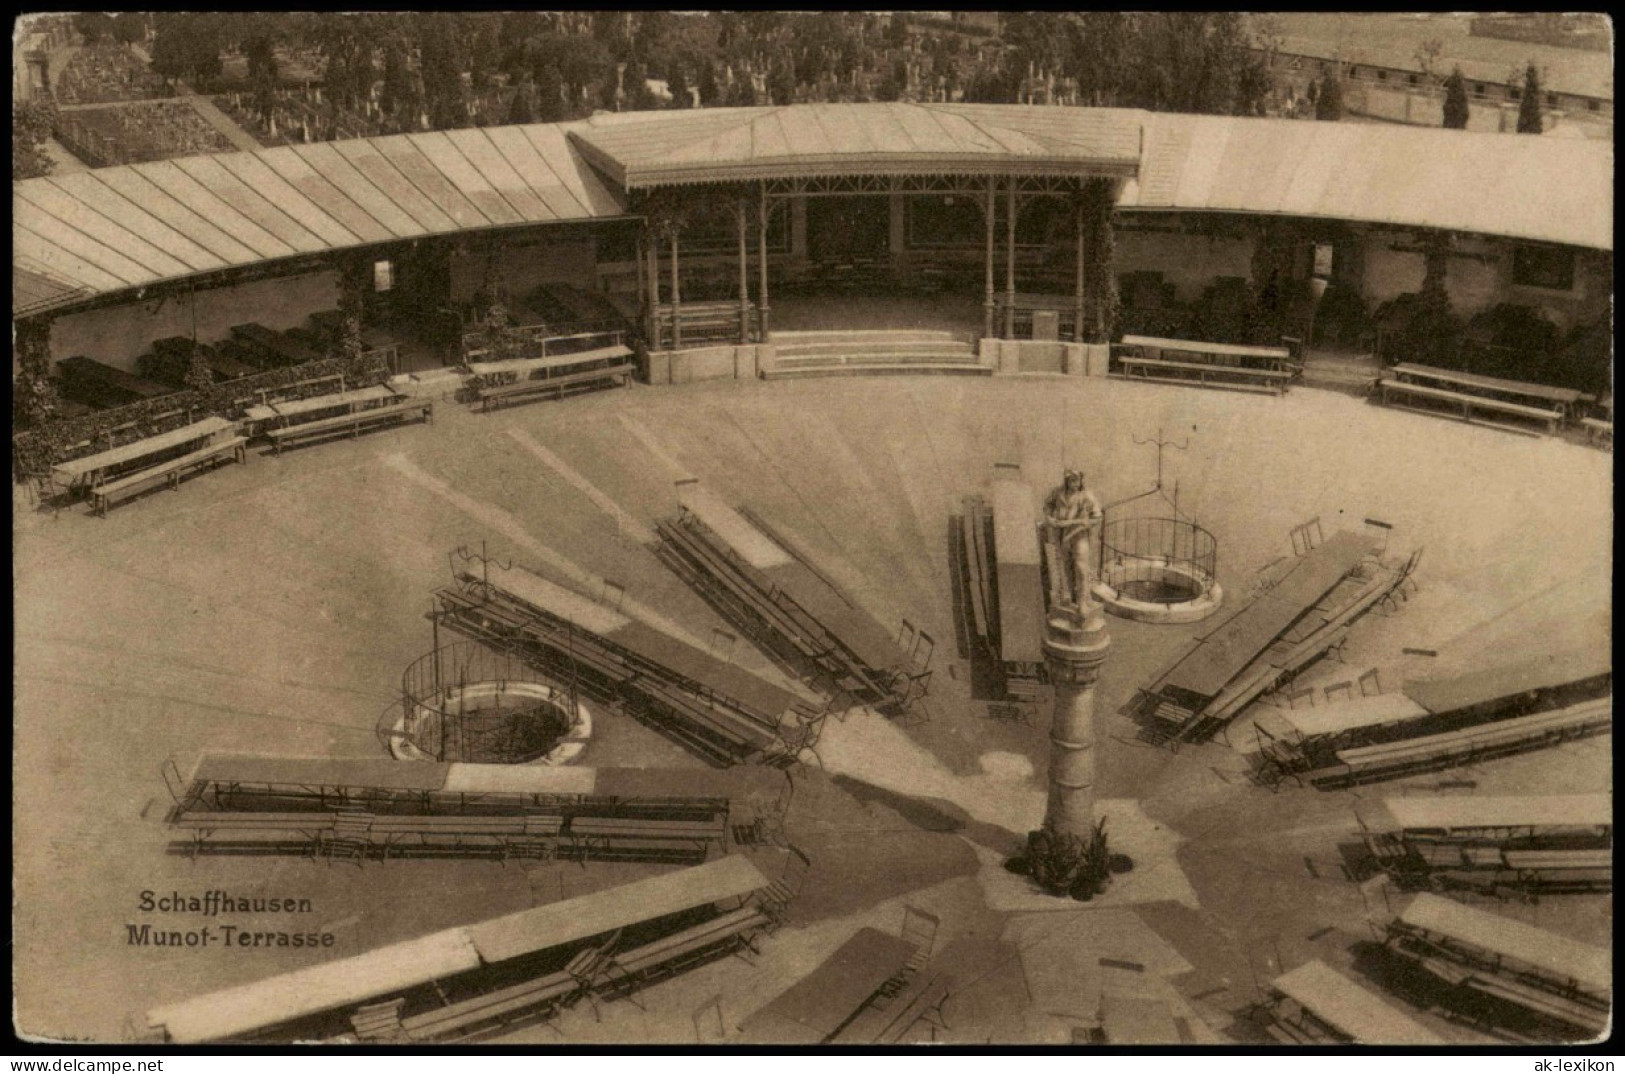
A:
[382,640,593,764]
[1092,429,1224,625]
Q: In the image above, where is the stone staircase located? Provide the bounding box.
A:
[762,329,991,379]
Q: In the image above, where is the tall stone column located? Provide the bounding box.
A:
[1041,606,1111,840]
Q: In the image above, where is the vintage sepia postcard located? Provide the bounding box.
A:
[12,11,1611,1049]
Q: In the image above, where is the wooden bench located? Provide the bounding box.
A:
[479,363,633,412]
[91,437,248,516]
[1378,379,1561,435]
[568,816,726,859]
[367,814,563,856]
[1456,972,1608,1036]
[400,966,580,1042]
[268,399,432,454]
[1582,417,1612,447]
[1117,356,1290,395]
[350,999,406,1042]
[171,810,336,856]
[598,906,771,992]
[1322,702,1610,786]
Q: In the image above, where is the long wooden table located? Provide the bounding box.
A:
[738,928,917,1043]
[1380,363,1590,434]
[468,343,632,379]
[51,416,238,494]
[1116,336,1295,395]
[1389,363,1589,410]
[91,436,248,516]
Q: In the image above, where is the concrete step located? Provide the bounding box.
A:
[773,354,975,370]
[773,339,977,358]
[770,329,965,344]
[763,362,992,380]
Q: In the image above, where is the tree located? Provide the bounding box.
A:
[1516,63,1543,133]
[535,64,566,122]
[1413,37,1444,83]
[244,34,279,123]
[506,77,536,124]
[667,64,691,108]
[1406,231,1459,367]
[150,12,224,85]
[768,60,796,105]
[14,320,59,433]
[184,343,214,396]
[468,20,500,94]
[559,34,613,110]
[420,23,468,128]
[13,97,57,181]
[697,61,718,107]
[886,13,909,50]
[73,12,117,44]
[379,39,419,131]
[1314,73,1343,120]
[622,59,656,111]
[1442,67,1469,128]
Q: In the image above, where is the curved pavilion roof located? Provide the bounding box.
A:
[566,103,1145,187]
[1123,111,1613,253]
[12,103,1613,318]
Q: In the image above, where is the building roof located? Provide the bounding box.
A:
[1121,111,1612,253]
[13,263,89,317]
[568,102,1144,188]
[1252,13,1614,102]
[11,120,622,307]
[14,105,1613,317]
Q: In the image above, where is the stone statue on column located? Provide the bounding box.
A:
[1008,469,1119,900]
[1043,469,1104,625]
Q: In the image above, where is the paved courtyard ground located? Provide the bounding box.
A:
[13,373,1611,1044]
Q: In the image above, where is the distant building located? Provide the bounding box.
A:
[1256,29,1612,139]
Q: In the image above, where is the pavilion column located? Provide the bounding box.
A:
[1074,191,1087,344]
[790,195,808,265]
[983,176,996,339]
[670,226,682,350]
[635,227,648,343]
[758,182,771,339]
[737,198,751,344]
[888,186,908,280]
[645,224,661,350]
[1004,177,1017,339]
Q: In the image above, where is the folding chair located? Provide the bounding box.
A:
[1322,680,1355,705]
[1282,687,1316,711]
[900,906,940,974]
[1289,516,1324,557]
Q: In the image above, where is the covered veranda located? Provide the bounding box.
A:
[566,104,1140,350]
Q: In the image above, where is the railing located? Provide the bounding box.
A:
[393,641,574,764]
[15,355,388,484]
[652,303,759,349]
[461,321,627,365]
[1098,516,1218,604]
